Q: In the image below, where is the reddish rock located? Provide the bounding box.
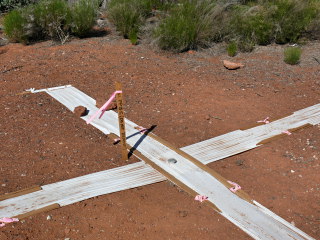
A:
[223,60,244,70]
[105,101,117,111]
[74,106,87,117]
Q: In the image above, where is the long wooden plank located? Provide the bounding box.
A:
[1,86,318,239]
[46,86,320,165]
[45,86,316,240]
[0,162,165,217]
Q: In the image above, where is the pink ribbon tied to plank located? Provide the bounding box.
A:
[227,181,241,193]
[194,195,208,202]
[0,217,19,227]
[282,130,292,135]
[257,117,270,124]
[86,91,122,124]
[136,126,148,134]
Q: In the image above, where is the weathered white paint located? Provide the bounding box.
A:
[1,86,318,240]
[0,162,165,216]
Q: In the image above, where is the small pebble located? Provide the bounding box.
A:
[179,210,188,217]
[73,106,87,117]
[46,215,52,220]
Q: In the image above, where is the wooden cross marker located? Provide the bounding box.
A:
[115,82,128,160]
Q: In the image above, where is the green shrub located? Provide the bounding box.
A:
[227,42,237,57]
[69,0,99,37]
[148,0,176,11]
[229,5,273,49]
[0,0,37,13]
[269,0,319,44]
[108,0,153,38]
[33,0,71,40]
[4,0,100,44]
[108,1,142,38]
[3,9,29,43]
[284,46,301,65]
[154,0,216,52]
[225,0,320,52]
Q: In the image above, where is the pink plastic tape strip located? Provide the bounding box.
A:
[194,195,208,202]
[257,117,270,124]
[282,130,292,135]
[0,217,19,228]
[86,91,122,124]
[227,181,241,193]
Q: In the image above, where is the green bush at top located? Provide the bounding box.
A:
[69,0,99,37]
[108,0,156,39]
[0,0,37,13]
[33,0,71,39]
[284,46,301,65]
[226,0,320,51]
[229,5,273,51]
[3,0,99,44]
[3,9,29,43]
[154,0,216,52]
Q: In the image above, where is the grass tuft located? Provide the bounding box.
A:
[3,9,29,43]
[69,0,99,37]
[108,0,152,39]
[226,42,237,57]
[154,0,216,52]
[284,46,301,65]
[3,0,99,44]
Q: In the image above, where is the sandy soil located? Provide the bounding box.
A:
[0,28,319,240]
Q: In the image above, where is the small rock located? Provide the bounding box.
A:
[65,228,71,234]
[179,210,188,217]
[106,102,117,111]
[46,215,52,220]
[235,159,244,166]
[290,170,295,173]
[223,60,244,70]
[73,106,87,117]
[205,115,210,120]
[64,238,71,240]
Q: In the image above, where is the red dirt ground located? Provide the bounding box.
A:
[0,30,319,240]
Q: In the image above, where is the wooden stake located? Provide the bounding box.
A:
[115,82,128,160]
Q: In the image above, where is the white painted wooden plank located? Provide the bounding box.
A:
[47,86,320,165]
[1,86,317,239]
[0,162,165,218]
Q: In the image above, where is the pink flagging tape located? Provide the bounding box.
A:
[282,130,292,135]
[227,181,241,193]
[0,217,19,228]
[86,91,122,124]
[136,126,148,133]
[194,195,208,202]
[257,117,270,124]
